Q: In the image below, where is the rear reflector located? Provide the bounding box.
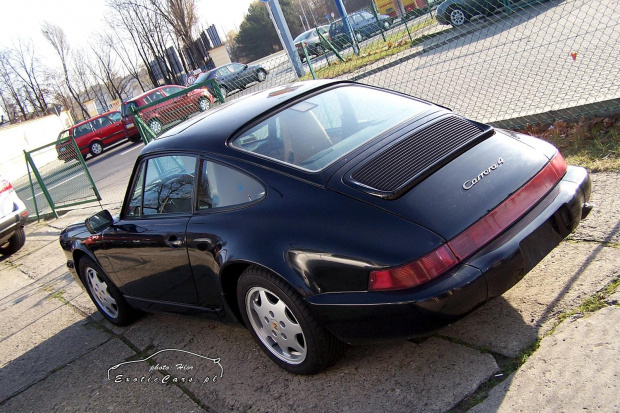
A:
[0,179,13,195]
[369,152,567,291]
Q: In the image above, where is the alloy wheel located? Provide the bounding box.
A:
[450,9,466,25]
[245,286,307,364]
[85,266,119,319]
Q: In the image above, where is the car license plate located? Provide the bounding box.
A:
[127,123,134,128]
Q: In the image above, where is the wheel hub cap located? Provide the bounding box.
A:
[86,267,118,318]
[246,286,306,364]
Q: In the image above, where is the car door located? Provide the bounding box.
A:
[185,158,266,306]
[92,113,124,146]
[228,63,252,89]
[73,122,96,156]
[102,154,200,304]
[216,66,233,89]
[161,85,192,120]
[358,11,376,36]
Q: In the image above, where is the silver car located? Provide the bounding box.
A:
[0,175,28,256]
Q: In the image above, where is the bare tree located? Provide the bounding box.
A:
[41,22,90,119]
[0,51,28,120]
[149,0,204,69]
[87,39,126,100]
[108,0,179,86]
[7,39,49,115]
[101,29,149,93]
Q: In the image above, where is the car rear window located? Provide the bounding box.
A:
[122,102,138,117]
[230,85,430,172]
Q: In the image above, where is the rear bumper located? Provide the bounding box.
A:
[305,166,591,344]
[0,197,28,245]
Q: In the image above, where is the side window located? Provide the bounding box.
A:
[109,112,121,122]
[230,63,244,73]
[197,161,265,210]
[126,162,145,217]
[162,86,183,96]
[73,123,93,138]
[144,91,165,104]
[126,155,196,216]
[217,67,230,77]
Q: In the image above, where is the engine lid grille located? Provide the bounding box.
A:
[349,116,491,199]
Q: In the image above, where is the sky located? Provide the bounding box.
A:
[0,0,255,57]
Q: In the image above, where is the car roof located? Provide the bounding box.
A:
[142,79,346,156]
[126,85,184,103]
[72,110,119,128]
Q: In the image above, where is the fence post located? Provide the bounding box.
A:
[301,42,317,79]
[24,150,58,219]
[396,0,414,42]
[371,1,388,42]
[24,151,41,222]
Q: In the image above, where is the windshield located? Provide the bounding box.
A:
[231,85,430,172]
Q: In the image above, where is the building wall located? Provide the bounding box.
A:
[210,45,232,67]
[0,112,73,182]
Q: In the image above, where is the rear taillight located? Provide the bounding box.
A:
[449,151,566,260]
[369,152,567,291]
[0,178,13,195]
[369,245,458,291]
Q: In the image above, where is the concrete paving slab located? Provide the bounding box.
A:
[120,314,499,412]
[470,306,620,413]
[0,338,201,412]
[442,243,620,357]
[0,260,110,403]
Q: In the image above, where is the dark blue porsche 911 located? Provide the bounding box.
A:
[60,80,591,374]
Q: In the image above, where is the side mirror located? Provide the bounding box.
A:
[85,210,114,234]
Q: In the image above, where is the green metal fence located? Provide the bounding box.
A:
[15,137,102,221]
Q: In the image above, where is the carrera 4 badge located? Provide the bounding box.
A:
[463,157,504,190]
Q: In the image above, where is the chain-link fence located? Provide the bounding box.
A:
[131,0,618,144]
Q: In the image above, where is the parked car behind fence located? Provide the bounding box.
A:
[55,110,129,161]
[121,85,214,137]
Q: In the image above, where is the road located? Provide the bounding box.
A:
[14,139,142,218]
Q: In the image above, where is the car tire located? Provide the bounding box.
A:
[79,256,138,326]
[0,227,26,256]
[354,31,364,43]
[382,20,390,30]
[89,140,104,157]
[198,97,210,112]
[148,119,163,135]
[237,266,345,375]
[449,7,468,26]
[257,69,267,82]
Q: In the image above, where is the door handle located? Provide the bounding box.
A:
[165,235,183,248]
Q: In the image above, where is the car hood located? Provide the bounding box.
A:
[327,116,556,240]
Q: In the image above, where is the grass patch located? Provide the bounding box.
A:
[519,114,620,172]
[302,18,439,80]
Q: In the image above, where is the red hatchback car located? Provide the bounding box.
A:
[56,111,128,160]
[121,85,214,138]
